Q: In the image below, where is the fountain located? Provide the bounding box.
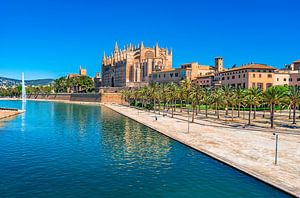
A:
[21,72,26,131]
[22,72,26,100]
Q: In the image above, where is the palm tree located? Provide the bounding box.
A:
[223,85,232,116]
[288,86,300,124]
[244,89,259,125]
[264,86,288,128]
[212,88,224,119]
[180,79,192,114]
[166,82,177,118]
[189,87,198,122]
[230,88,237,121]
[235,88,245,118]
[202,87,212,118]
[192,85,203,115]
[248,87,262,119]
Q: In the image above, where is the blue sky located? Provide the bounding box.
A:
[0,0,299,80]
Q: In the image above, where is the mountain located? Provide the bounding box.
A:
[0,76,54,87]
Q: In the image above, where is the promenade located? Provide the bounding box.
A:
[104,104,300,197]
[0,109,23,120]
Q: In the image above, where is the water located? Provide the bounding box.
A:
[0,100,291,198]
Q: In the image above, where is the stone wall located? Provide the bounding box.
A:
[100,93,123,104]
[27,93,124,104]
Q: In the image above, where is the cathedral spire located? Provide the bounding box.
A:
[140,41,144,49]
[102,52,106,64]
[155,42,159,56]
[114,42,118,53]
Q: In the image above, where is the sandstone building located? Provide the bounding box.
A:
[102,42,172,87]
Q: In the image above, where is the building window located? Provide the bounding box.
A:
[257,83,263,89]
[297,78,300,82]
[259,74,262,78]
[222,77,225,80]
[277,78,279,81]
[175,73,179,77]
[289,78,292,82]
[268,74,272,78]
[253,74,255,78]
[238,75,241,78]
[227,77,230,80]
[232,76,235,79]
[243,74,246,78]
[252,82,256,87]
[266,83,273,88]
[243,83,246,88]
[283,78,287,81]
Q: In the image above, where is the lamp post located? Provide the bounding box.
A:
[273,133,279,165]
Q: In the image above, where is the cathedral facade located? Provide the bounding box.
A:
[102,42,172,87]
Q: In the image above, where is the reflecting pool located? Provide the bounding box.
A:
[0,100,291,197]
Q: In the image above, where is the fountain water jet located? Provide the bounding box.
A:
[22,72,26,100]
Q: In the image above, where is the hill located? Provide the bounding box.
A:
[0,77,54,87]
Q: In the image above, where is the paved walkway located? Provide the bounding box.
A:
[104,104,300,197]
[0,109,23,120]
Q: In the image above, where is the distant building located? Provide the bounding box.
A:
[214,63,276,90]
[102,42,172,87]
[93,72,102,91]
[193,59,300,90]
[66,66,88,93]
[149,62,215,84]
[67,66,87,80]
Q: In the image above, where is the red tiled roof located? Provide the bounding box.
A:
[220,64,276,73]
[293,60,300,63]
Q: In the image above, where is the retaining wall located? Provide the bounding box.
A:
[27,93,123,104]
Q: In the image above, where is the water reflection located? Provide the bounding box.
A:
[100,107,172,170]
[21,100,26,132]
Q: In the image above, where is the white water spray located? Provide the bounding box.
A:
[22,72,26,100]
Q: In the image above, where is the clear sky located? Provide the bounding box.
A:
[0,0,299,80]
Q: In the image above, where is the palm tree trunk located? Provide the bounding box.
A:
[180,100,183,112]
[248,105,252,125]
[293,103,296,124]
[253,105,256,119]
[215,103,217,115]
[205,104,208,118]
[271,103,275,128]
[216,103,220,119]
[192,106,195,122]
[174,99,176,112]
[289,106,292,119]
[238,103,241,118]
[225,104,228,115]
[231,107,234,121]
[171,102,174,118]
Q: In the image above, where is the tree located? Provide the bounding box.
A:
[212,88,224,119]
[248,87,262,119]
[235,87,245,118]
[287,86,300,124]
[202,87,212,118]
[264,86,288,128]
[223,85,233,116]
[166,82,177,118]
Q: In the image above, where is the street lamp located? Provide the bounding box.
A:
[273,132,279,165]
